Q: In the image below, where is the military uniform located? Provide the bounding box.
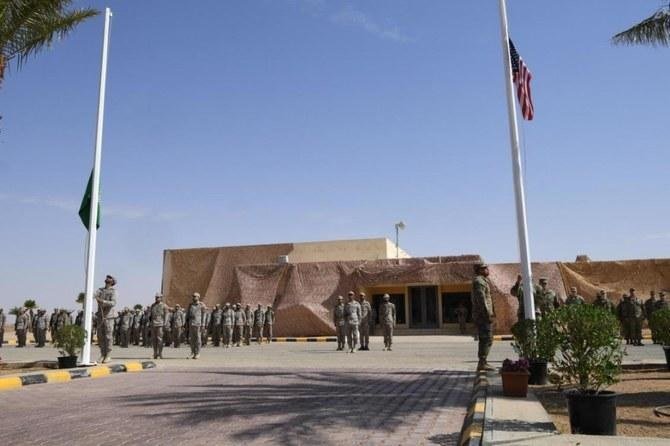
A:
[358,295,372,351]
[244,305,254,345]
[645,294,658,343]
[565,292,585,306]
[593,292,615,315]
[163,309,173,347]
[187,297,204,359]
[0,309,5,348]
[210,306,223,346]
[49,309,58,343]
[150,299,168,359]
[172,307,185,347]
[264,307,275,343]
[618,295,635,344]
[95,282,117,363]
[132,310,142,345]
[471,266,495,370]
[34,311,49,347]
[380,295,396,351]
[222,304,234,347]
[344,295,361,353]
[455,304,468,334]
[201,307,211,347]
[333,299,346,351]
[120,309,133,347]
[142,307,151,347]
[253,305,265,344]
[632,295,645,346]
[233,305,246,347]
[15,310,29,347]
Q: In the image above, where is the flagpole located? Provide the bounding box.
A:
[81,7,112,365]
[498,0,535,320]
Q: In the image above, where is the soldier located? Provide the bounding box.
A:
[120,308,133,348]
[222,303,234,348]
[244,304,254,345]
[455,302,468,334]
[34,309,49,348]
[233,304,246,347]
[344,291,361,353]
[95,275,117,364]
[565,287,585,306]
[132,309,142,345]
[113,313,121,346]
[471,263,495,371]
[201,303,210,347]
[49,308,58,343]
[536,278,561,313]
[210,304,223,347]
[253,304,265,344]
[172,304,185,347]
[645,291,658,343]
[56,308,71,335]
[75,310,84,327]
[617,294,632,344]
[380,294,396,351]
[0,308,5,348]
[333,296,346,351]
[142,305,151,347]
[187,293,204,359]
[163,307,173,347]
[264,305,275,344]
[150,293,169,359]
[630,289,645,346]
[15,308,29,347]
[358,293,371,351]
[593,290,615,314]
[656,292,669,311]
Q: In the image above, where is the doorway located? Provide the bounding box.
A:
[409,286,439,328]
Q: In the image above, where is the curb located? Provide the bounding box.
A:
[271,337,336,342]
[492,335,513,341]
[459,371,490,446]
[0,361,156,392]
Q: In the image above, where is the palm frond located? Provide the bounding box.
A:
[612,7,670,46]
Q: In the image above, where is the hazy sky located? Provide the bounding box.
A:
[1,1,668,310]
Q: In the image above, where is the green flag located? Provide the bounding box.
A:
[79,170,101,230]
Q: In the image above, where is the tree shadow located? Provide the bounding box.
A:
[115,369,474,445]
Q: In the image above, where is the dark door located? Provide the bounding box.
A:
[409,286,439,328]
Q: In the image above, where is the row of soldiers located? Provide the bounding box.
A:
[332,291,396,352]
[0,307,78,348]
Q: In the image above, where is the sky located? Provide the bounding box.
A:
[1,1,669,311]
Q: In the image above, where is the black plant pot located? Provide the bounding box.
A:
[528,360,548,385]
[565,390,617,435]
[58,356,78,369]
[664,346,670,370]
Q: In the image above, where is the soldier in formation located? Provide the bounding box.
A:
[644,291,658,344]
[34,309,49,347]
[565,287,585,305]
[49,308,58,343]
[222,303,234,347]
[380,293,396,351]
[201,303,210,347]
[264,305,275,343]
[163,307,173,347]
[244,304,254,345]
[131,308,142,346]
[343,291,361,353]
[233,303,246,347]
[471,263,495,371]
[209,304,223,346]
[511,275,561,321]
[593,290,615,314]
[120,307,133,347]
[15,307,29,347]
[187,292,204,359]
[172,304,185,347]
[253,304,265,344]
[150,293,169,359]
[0,308,5,348]
[358,292,371,351]
[618,290,644,346]
[333,296,346,351]
[95,275,117,363]
[141,305,151,347]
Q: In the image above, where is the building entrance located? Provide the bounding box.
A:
[409,286,439,328]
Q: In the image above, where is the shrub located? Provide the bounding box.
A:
[549,304,623,393]
[54,324,86,357]
[511,316,559,361]
[502,358,530,373]
[649,309,670,346]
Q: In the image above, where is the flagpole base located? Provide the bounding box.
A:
[77,362,98,367]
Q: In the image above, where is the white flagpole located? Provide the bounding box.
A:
[81,7,112,365]
[498,0,535,320]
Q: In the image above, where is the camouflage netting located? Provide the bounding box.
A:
[162,247,670,335]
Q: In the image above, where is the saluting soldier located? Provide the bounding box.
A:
[95,275,117,363]
[186,293,204,359]
[210,304,223,347]
[150,293,169,359]
[471,263,495,371]
[264,305,275,344]
[358,293,372,351]
[222,303,234,348]
[380,294,396,351]
[344,291,361,353]
[172,304,185,347]
[253,304,265,344]
[333,296,346,351]
[0,308,5,348]
[244,304,254,345]
[565,287,585,306]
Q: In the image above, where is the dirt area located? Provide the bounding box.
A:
[0,361,57,376]
[535,366,670,438]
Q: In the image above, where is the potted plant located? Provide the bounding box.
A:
[54,324,86,369]
[500,358,530,397]
[511,317,558,385]
[649,309,670,369]
[549,304,624,435]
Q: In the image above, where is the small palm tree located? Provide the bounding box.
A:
[0,0,98,85]
[76,292,85,305]
[613,5,670,46]
[23,299,37,309]
[9,306,20,316]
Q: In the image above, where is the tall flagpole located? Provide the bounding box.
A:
[81,7,112,365]
[498,0,535,320]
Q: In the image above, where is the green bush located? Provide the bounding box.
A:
[649,309,670,346]
[511,316,559,361]
[54,324,86,357]
[549,304,624,393]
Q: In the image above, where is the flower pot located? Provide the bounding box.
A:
[58,356,78,369]
[529,360,548,385]
[501,371,529,397]
[565,390,617,435]
[664,346,670,370]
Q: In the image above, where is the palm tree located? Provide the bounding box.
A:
[8,306,20,316]
[23,299,37,310]
[613,5,670,46]
[0,0,98,85]
[76,292,85,305]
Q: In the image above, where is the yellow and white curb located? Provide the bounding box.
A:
[0,361,155,392]
[459,371,490,446]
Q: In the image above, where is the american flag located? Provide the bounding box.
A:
[509,39,534,121]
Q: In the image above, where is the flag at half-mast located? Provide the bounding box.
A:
[508,39,534,120]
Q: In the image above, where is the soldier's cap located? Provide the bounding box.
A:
[629,288,636,292]
[348,291,355,296]
[337,295,343,300]
[383,293,390,299]
[359,292,366,297]
[539,278,548,283]
[225,302,231,306]
[474,263,488,271]
[570,287,577,292]
[597,289,606,296]
[192,292,201,298]
[106,275,116,285]
[155,293,163,299]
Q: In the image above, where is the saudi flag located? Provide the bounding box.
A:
[78,170,101,230]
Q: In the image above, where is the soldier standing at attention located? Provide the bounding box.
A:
[34,309,49,348]
[0,308,5,348]
[617,294,631,344]
[142,305,151,347]
[15,308,29,347]
[49,308,58,343]
[150,293,168,359]
[253,304,265,344]
[645,291,658,343]
[380,294,396,351]
[344,291,361,353]
[233,304,246,347]
[535,278,561,315]
[565,287,585,305]
[187,293,204,359]
[593,290,615,314]
[358,293,371,351]
[164,307,174,347]
[120,308,133,348]
[630,288,645,346]
[471,263,495,371]
[455,302,468,335]
[222,303,234,348]
[244,304,254,345]
[95,275,117,363]
[333,296,346,351]
[210,304,223,347]
[201,303,210,347]
[131,309,141,345]
[172,304,185,347]
[656,292,669,311]
[264,305,275,344]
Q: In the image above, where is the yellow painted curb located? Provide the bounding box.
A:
[90,366,111,378]
[44,370,71,383]
[474,401,485,413]
[0,376,23,391]
[124,362,143,372]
